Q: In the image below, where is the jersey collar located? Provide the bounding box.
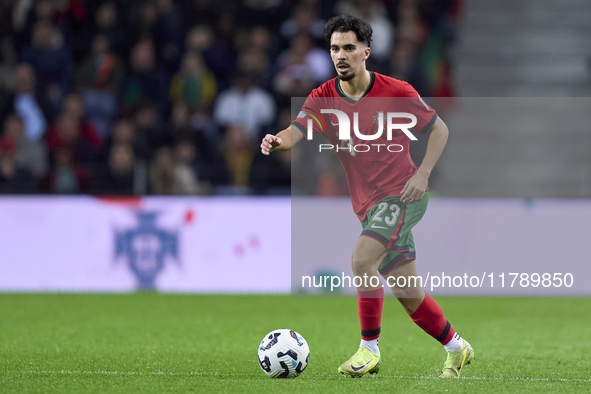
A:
[335,71,375,104]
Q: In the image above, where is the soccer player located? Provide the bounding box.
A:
[260,14,474,378]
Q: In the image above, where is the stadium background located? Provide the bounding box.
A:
[1,0,590,197]
[1,0,590,292]
[1,0,591,392]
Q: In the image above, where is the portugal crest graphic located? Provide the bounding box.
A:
[373,110,386,126]
[116,211,178,289]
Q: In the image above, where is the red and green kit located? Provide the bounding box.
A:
[292,72,436,270]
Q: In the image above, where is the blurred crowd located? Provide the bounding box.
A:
[0,0,461,195]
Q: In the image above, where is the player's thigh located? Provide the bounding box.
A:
[385,259,420,285]
[351,235,390,274]
[362,193,428,253]
[355,193,428,274]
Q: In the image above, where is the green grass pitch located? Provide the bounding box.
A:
[1,294,590,393]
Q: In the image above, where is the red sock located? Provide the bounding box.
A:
[408,294,456,345]
[358,287,384,340]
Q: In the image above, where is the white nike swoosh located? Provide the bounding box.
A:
[330,121,339,126]
[371,223,387,229]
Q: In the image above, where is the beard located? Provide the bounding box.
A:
[338,69,356,81]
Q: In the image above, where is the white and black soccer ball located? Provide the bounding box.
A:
[257,329,310,378]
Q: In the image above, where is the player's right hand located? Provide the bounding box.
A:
[261,134,282,155]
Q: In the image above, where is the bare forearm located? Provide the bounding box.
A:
[417,117,449,177]
[261,125,303,155]
[274,126,293,151]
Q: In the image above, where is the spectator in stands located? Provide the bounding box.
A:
[152,0,182,74]
[132,100,166,161]
[396,1,427,44]
[93,142,136,195]
[150,145,200,195]
[275,34,333,85]
[168,101,194,140]
[105,118,136,149]
[41,146,90,194]
[12,0,55,49]
[389,39,428,96]
[169,51,216,112]
[273,64,316,99]
[237,26,276,89]
[0,0,459,196]
[238,49,273,91]
[273,34,329,97]
[250,26,275,62]
[129,1,159,44]
[76,34,123,137]
[221,124,253,188]
[0,114,39,193]
[44,93,102,162]
[171,105,228,188]
[280,4,326,45]
[0,136,37,193]
[213,71,275,140]
[82,2,126,56]
[1,113,47,178]
[61,93,102,147]
[45,112,99,166]
[214,9,237,51]
[119,39,168,116]
[50,0,87,54]
[0,1,13,76]
[185,25,235,91]
[20,20,73,109]
[174,138,211,195]
[1,63,48,142]
[127,0,180,73]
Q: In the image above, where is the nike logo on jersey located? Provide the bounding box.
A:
[371,223,388,229]
[351,360,372,372]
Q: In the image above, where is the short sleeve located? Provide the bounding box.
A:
[399,82,438,136]
[291,89,328,139]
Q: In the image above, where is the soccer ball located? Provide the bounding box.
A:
[257,329,310,378]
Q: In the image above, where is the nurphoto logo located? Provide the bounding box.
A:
[298,109,418,154]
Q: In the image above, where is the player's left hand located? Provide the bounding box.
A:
[401,170,429,204]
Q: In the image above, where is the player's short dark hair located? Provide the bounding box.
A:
[324,14,372,47]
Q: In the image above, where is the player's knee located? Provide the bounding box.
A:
[351,256,379,276]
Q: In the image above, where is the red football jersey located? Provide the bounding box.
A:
[292,71,437,221]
